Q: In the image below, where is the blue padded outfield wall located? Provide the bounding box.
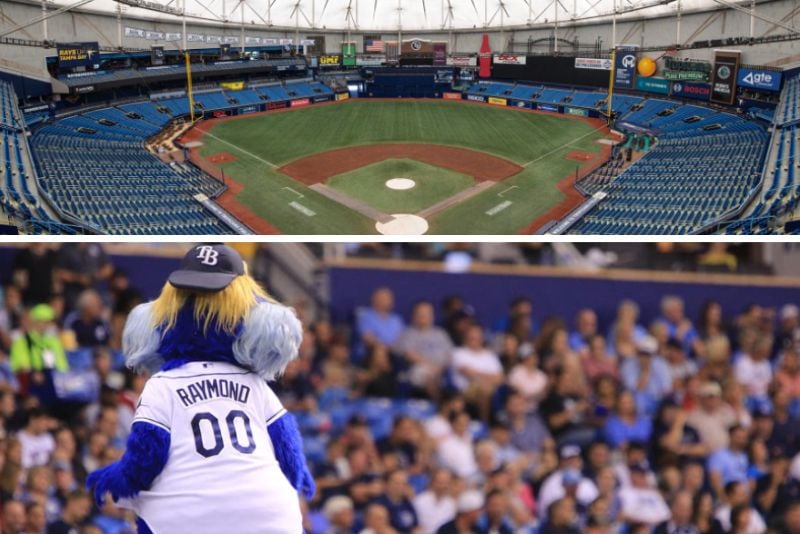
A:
[328,263,800,330]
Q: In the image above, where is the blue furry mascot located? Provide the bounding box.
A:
[87,244,314,534]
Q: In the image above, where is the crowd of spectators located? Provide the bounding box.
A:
[0,244,798,534]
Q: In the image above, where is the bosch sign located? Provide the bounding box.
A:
[737,68,782,92]
[670,81,711,101]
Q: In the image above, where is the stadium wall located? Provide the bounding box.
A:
[327,260,800,331]
[2,0,800,67]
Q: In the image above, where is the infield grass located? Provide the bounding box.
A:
[198,100,605,234]
[327,159,474,214]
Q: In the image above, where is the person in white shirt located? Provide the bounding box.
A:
[508,349,548,409]
[618,462,671,526]
[18,408,55,469]
[734,335,773,401]
[538,445,599,516]
[437,411,478,479]
[713,480,767,534]
[413,469,457,534]
[450,325,503,420]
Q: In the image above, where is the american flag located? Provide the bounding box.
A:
[365,39,385,53]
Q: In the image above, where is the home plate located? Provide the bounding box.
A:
[386,178,416,190]
[376,214,429,235]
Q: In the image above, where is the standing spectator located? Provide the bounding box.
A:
[707,425,750,497]
[372,470,419,533]
[11,244,56,308]
[449,325,503,421]
[620,336,672,417]
[54,244,113,313]
[618,462,671,527]
[686,382,737,452]
[539,366,592,448]
[356,288,405,361]
[0,286,23,354]
[413,469,457,534]
[9,304,68,402]
[394,301,453,399]
[436,490,483,534]
[63,290,110,349]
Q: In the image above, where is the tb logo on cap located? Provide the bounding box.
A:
[196,246,219,266]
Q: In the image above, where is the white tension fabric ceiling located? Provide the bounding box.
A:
[73,0,717,31]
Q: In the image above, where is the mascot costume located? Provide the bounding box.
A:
[87,244,315,533]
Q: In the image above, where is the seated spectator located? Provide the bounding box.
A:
[568,308,599,355]
[603,391,653,449]
[413,469,456,534]
[356,288,405,361]
[712,481,766,534]
[767,387,799,454]
[778,304,800,352]
[608,299,648,357]
[734,335,774,408]
[371,470,420,533]
[754,450,799,530]
[436,490,483,534]
[581,335,617,382]
[618,461,670,527]
[538,445,599,517]
[538,497,581,534]
[775,349,800,398]
[707,425,750,497]
[394,301,453,400]
[653,491,698,534]
[663,338,698,386]
[437,412,478,480]
[18,408,55,469]
[45,489,91,534]
[449,325,503,421]
[507,349,547,409]
[356,345,398,399]
[491,298,535,339]
[496,389,550,456]
[655,295,701,356]
[3,500,27,534]
[323,496,356,534]
[377,416,421,472]
[620,336,672,417]
[650,399,707,469]
[0,285,23,353]
[424,391,465,445]
[475,489,514,534]
[539,366,593,448]
[686,382,737,452]
[26,502,47,534]
[63,290,110,349]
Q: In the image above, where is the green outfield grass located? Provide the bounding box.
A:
[198,100,606,234]
[327,159,475,214]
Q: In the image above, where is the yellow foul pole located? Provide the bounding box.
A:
[607,49,615,127]
[185,51,195,123]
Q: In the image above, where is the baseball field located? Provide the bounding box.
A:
[186,99,611,234]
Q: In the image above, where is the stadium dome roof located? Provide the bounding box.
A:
[79,0,716,32]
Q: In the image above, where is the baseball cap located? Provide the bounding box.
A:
[29,303,55,322]
[699,381,722,397]
[636,335,658,355]
[781,304,799,320]
[560,444,582,460]
[168,244,245,292]
[457,490,484,513]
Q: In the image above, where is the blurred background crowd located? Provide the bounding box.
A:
[0,243,798,534]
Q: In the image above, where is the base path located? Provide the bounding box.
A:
[280,143,523,185]
[417,181,495,218]
[310,184,393,222]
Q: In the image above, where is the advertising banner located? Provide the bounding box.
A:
[711,51,741,105]
[565,107,589,116]
[145,31,164,40]
[206,35,222,44]
[493,54,526,65]
[662,70,709,81]
[245,36,261,45]
[267,102,288,110]
[537,104,559,112]
[614,46,638,89]
[342,42,356,67]
[291,98,310,107]
[443,92,462,100]
[187,33,204,42]
[165,32,181,42]
[670,81,711,101]
[433,42,447,66]
[447,56,477,67]
[223,36,239,44]
[511,100,531,109]
[737,68,782,92]
[401,39,433,56]
[318,55,341,67]
[385,42,399,64]
[335,93,350,101]
[356,57,384,67]
[238,106,258,114]
[312,96,330,103]
[635,76,670,95]
[56,42,100,68]
[151,46,165,66]
[575,57,612,70]
[219,44,231,60]
[467,95,486,103]
[124,27,145,39]
[488,97,507,106]
[220,81,244,91]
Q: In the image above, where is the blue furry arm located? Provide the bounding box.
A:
[268,413,315,500]
[86,421,170,506]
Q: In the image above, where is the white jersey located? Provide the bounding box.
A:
[120,361,302,534]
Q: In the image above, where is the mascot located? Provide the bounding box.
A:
[87,244,314,534]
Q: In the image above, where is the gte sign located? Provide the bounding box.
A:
[743,71,772,86]
[737,68,782,92]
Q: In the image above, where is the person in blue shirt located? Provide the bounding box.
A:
[707,425,750,498]
[655,295,701,357]
[620,336,673,418]
[603,390,653,449]
[371,469,420,533]
[476,489,515,534]
[568,308,599,354]
[355,287,405,362]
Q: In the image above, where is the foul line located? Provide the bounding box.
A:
[282,187,305,199]
[498,185,519,198]
[521,125,607,168]
[201,131,279,169]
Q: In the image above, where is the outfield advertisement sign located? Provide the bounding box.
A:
[267,102,288,110]
[493,54,526,65]
[238,106,258,114]
[737,68,782,92]
[511,100,531,109]
[670,81,711,101]
[443,92,463,100]
[318,55,341,67]
[488,97,507,106]
[291,98,310,107]
[575,58,612,70]
[335,93,350,101]
[57,42,100,68]
[356,57,384,67]
[565,107,588,117]
[711,51,741,105]
[662,70,709,81]
[447,56,477,66]
[467,95,486,102]
[537,104,559,112]
[635,76,670,95]
[614,46,639,90]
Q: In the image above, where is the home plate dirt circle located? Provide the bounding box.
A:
[376,214,429,235]
[386,178,416,190]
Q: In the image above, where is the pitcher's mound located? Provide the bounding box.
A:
[386,178,416,190]
[376,214,429,235]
